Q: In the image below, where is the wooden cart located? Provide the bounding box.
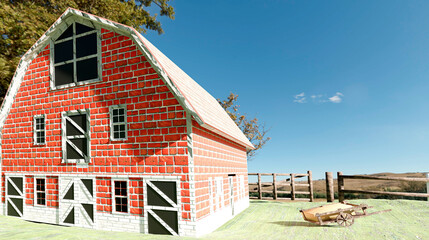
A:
[300,202,391,227]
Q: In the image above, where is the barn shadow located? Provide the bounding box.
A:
[270,221,334,227]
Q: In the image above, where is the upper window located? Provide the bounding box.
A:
[52,22,100,89]
[34,115,45,145]
[109,105,127,141]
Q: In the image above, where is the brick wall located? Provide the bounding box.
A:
[192,122,248,220]
[1,28,191,220]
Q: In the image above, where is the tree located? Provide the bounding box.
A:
[0,0,174,104]
[218,93,270,160]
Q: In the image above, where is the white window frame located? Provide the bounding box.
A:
[208,177,213,213]
[34,176,47,207]
[215,177,224,208]
[61,109,91,164]
[50,20,102,90]
[109,105,127,141]
[112,179,129,214]
[33,114,46,145]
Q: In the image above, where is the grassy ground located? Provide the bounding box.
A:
[0,199,428,240]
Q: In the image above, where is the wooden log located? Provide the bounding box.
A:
[258,173,262,199]
[326,172,334,202]
[291,173,296,200]
[341,175,429,182]
[295,191,310,194]
[277,190,292,194]
[308,170,314,202]
[273,173,277,200]
[294,183,310,187]
[342,189,429,198]
[338,172,344,202]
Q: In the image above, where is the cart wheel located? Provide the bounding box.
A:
[336,213,354,227]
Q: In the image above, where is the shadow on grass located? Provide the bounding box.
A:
[270,221,335,228]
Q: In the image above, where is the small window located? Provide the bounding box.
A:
[35,178,46,206]
[34,115,45,145]
[109,105,127,140]
[114,181,128,213]
[52,22,100,89]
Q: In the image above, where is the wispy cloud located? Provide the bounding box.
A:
[328,92,344,103]
[293,92,344,104]
[293,92,306,103]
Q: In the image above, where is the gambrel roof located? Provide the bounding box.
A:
[0,8,254,150]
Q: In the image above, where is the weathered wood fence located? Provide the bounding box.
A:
[337,172,429,202]
[248,171,314,202]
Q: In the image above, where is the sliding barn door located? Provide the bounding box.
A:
[59,177,95,228]
[145,180,180,236]
[6,176,24,218]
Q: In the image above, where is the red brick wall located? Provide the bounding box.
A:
[192,122,248,220]
[1,28,191,220]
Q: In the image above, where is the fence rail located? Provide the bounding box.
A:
[337,172,429,202]
[248,171,314,202]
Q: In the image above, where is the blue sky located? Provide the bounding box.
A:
[145,0,429,179]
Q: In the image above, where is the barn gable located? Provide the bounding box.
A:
[0,8,254,150]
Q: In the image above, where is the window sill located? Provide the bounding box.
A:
[51,78,101,91]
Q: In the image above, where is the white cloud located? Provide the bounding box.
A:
[295,92,344,104]
[293,92,306,103]
[328,92,344,103]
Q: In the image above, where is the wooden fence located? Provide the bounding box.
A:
[337,172,429,202]
[248,171,314,202]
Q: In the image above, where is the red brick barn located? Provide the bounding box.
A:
[0,8,254,237]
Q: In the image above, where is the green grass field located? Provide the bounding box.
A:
[0,199,428,240]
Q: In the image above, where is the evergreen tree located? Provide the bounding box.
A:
[0,0,174,103]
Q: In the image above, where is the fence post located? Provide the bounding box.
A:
[427,173,429,201]
[291,173,295,200]
[337,172,344,202]
[258,173,262,199]
[308,170,314,202]
[326,172,334,202]
[273,173,277,200]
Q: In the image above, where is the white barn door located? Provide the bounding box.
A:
[59,177,95,228]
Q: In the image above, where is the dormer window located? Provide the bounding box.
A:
[51,22,100,89]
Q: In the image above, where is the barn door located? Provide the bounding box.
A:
[145,180,179,236]
[59,178,75,226]
[6,176,24,218]
[62,111,90,164]
[59,177,95,228]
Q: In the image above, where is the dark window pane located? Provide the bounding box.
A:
[114,132,119,139]
[76,23,94,35]
[70,138,88,156]
[113,109,118,115]
[113,116,119,123]
[57,25,73,40]
[66,142,83,159]
[76,33,97,58]
[119,132,125,139]
[118,109,124,115]
[119,116,124,122]
[119,125,125,131]
[54,40,73,63]
[55,63,74,86]
[77,57,98,82]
